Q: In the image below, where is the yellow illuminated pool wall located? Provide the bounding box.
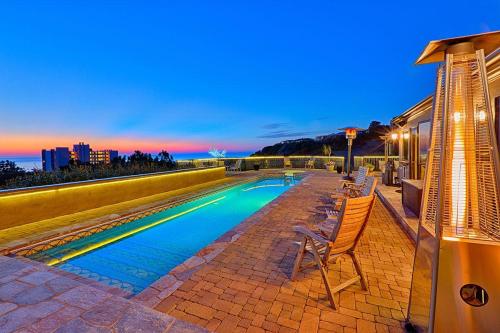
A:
[0,167,226,231]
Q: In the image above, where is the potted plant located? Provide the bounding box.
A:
[322,144,335,171]
[336,164,342,174]
[253,162,260,171]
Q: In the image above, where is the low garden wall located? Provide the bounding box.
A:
[0,167,226,230]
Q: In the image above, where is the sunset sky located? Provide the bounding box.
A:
[0,1,499,156]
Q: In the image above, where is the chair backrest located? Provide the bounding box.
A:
[360,176,377,196]
[354,166,369,185]
[328,194,376,254]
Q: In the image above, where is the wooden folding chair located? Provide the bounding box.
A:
[305,158,315,169]
[327,176,377,217]
[291,194,376,309]
[228,159,242,172]
[333,166,369,198]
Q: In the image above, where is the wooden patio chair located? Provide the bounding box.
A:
[291,194,376,309]
[228,159,242,172]
[305,158,315,169]
[284,157,292,169]
[328,176,377,217]
[333,166,369,198]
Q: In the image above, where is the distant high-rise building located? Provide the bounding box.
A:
[42,144,118,171]
[90,150,119,164]
[55,147,70,169]
[73,142,90,163]
[41,149,55,172]
[41,147,70,171]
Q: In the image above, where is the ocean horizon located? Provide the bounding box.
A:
[0,151,254,171]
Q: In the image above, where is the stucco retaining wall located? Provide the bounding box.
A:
[0,167,226,230]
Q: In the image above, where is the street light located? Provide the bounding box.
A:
[338,126,364,180]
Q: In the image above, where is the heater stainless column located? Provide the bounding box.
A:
[406,31,500,333]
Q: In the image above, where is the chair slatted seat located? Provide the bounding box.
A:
[292,194,376,309]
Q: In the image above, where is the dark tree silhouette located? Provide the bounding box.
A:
[0,160,26,186]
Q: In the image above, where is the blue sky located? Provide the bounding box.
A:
[0,0,498,155]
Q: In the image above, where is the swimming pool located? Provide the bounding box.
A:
[28,176,301,294]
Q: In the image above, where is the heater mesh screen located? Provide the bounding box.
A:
[421,52,500,240]
[420,66,446,234]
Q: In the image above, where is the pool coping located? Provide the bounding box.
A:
[132,172,313,308]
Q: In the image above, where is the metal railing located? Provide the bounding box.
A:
[353,155,399,171]
[175,155,401,172]
[176,156,345,172]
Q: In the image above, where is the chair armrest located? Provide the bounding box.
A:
[293,226,330,245]
[338,180,353,188]
[344,183,362,190]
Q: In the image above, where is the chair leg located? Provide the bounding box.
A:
[291,236,307,280]
[309,238,337,309]
[349,252,368,291]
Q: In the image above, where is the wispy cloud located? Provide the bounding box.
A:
[256,130,314,139]
[261,122,288,130]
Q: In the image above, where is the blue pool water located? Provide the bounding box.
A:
[29,176,301,294]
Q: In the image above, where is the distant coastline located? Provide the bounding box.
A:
[0,151,253,171]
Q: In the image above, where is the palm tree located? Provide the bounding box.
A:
[322,144,332,162]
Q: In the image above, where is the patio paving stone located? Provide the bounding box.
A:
[0,255,208,333]
[152,171,415,332]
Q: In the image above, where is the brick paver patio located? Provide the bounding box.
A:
[0,171,415,332]
[153,172,415,332]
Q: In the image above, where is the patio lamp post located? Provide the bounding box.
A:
[379,134,391,164]
[338,126,363,180]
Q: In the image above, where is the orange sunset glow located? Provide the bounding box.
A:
[0,134,253,156]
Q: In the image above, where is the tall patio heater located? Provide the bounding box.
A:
[338,126,364,180]
[406,31,500,332]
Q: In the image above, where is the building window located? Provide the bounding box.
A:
[418,121,431,179]
[402,131,410,161]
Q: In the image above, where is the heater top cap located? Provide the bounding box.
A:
[416,30,500,65]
